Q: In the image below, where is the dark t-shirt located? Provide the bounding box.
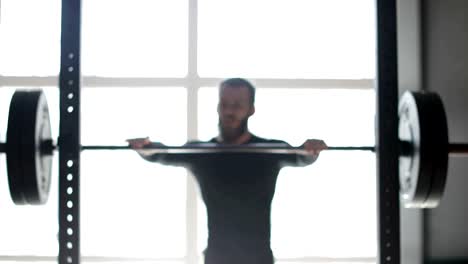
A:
[143,135,314,264]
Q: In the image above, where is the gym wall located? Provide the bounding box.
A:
[399,1,468,263]
[423,0,468,262]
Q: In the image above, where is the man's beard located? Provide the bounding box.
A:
[218,117,249,143]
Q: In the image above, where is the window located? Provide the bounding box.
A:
[198,0,375,79]
[80,88,187,258]
[0,0,61,76]
[0,0,377,263]
[81,0,188,77]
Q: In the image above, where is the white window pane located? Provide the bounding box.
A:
[0,261,186,264]
[198,0,375,79]
[80,88,187,257]
[197,197,208,254]
[81,87,187,146]
[0,262,56,264]
[0,0,61,76]
[272,153,376,258]
[1,256,187,264]
[197,87,377,258]
[81,152,187,258]
[82,0,188,77]
[0,87,59,256]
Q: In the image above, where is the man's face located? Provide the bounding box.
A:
[218,85,255,139]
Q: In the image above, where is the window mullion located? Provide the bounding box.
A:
[186,0,199,263]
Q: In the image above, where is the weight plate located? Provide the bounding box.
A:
[415,92,448,208]
[398,91,448,208]
[6,91,28,205]
[7,90,52,205]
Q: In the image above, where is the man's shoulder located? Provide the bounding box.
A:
[196,135,291,146]
[185,139,215,145]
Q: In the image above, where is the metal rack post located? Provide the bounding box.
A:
[59,0,81,263]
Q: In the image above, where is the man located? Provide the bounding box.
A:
[128,78,327,264]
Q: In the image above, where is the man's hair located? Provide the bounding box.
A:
[219,78,256,105]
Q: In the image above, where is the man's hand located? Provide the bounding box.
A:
[301,139,328,158]
[127,137,164,157]
[126,137,151,149]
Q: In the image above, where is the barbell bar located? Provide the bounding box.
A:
[2,89,468,209]
[9,138,468,155]
[43,141,378,154]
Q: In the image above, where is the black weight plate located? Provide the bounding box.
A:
[398,91,448,208]
[7,90,52,205]
[6,91,28,205]
[413,91,448,208]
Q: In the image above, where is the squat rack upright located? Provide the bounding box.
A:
[56,1,401,263]
[58,1,81,263]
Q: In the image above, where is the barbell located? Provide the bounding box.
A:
[1,89,468,208]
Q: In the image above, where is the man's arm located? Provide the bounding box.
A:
[127,138,199,167]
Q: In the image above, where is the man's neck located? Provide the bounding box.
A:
[217,131,252,145]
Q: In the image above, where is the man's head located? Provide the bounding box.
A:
[217,78,256,142]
